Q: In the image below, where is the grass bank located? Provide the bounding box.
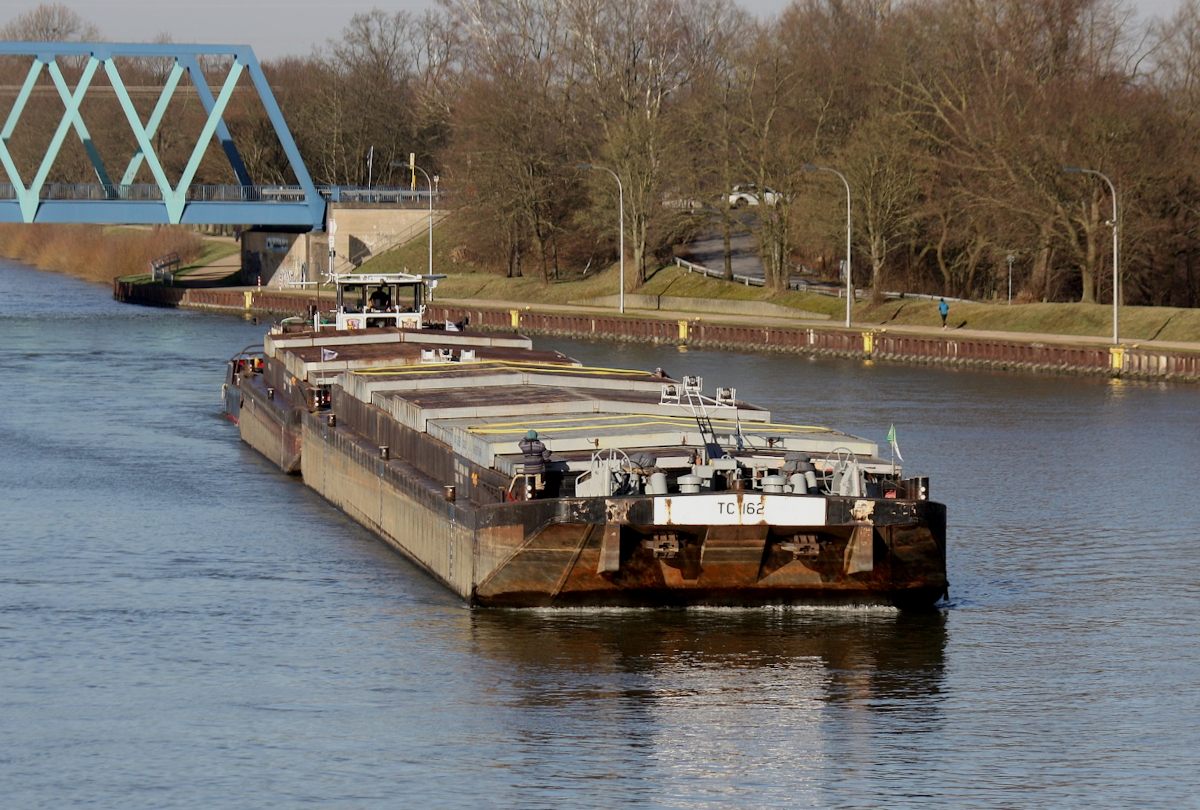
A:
[0,224,205,284]
[180,238,240,275]
[364,228,1200,343]
[115,238,242,286]
[851,297,1200,343]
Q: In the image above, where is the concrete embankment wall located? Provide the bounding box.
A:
[116,281,1200,382]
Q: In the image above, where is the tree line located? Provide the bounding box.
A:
[5,0,1200,306]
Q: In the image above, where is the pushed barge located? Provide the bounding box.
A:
[224,272,947,608]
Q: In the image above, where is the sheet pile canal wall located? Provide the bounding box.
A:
[116,281,1200,382]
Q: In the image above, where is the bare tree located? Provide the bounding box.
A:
[569,0,721,286]
[443,0,581,280]
[839,109,928,292]
[0,3,101,41]
[666,1,749,279]
[729,23,801,291]
[893,0,1154,301]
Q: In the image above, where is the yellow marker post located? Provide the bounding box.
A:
[862,331,875,353]
[244,291,253,309]
[510,309,520,329]
[1110,346,1126,372]
[678,320,689,340]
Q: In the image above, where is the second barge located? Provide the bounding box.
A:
[224,272,947,608]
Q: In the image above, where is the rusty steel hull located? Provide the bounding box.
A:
[471,496,946,609]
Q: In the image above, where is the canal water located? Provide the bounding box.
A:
[1,259,1197,809]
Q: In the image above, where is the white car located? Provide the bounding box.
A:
[728,183,784,208]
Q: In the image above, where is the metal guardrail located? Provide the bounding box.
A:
[7,183,302,202]
[674,256,764,287]
[150,252,181,282]
[331,187,444,204]
[675,256,846,295]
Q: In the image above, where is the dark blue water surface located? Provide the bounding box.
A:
[1,260,1198,809]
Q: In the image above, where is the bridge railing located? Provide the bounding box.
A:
[27,183,312,202]
[0,182,443,208]
[325,186,449,207]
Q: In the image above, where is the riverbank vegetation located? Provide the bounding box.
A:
[6,0,1200,310]
[0,224,202,284]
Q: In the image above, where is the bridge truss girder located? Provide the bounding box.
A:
[0,42,325,230]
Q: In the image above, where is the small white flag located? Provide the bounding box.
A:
[886,423,903,462]
[321,348,339,361]
[445,319,459,331]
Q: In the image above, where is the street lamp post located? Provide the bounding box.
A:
[1007,253,1015,305]
[367,145,374,199]
[576,163,624,314]
[802,164,852,328]
[1064,166,1119,344]
[393,160,435,277]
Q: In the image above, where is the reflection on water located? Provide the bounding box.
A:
[2,261,1199,810]
[469,608,947,710]
[465,609,947,808]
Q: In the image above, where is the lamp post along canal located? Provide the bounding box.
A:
[412,160,435,277]
[1064,166,1119,344]
[576,163,624,314]
[1007,253,1014,305]
[392,158,435,277]
[367,145,374,198]
[803,165,852,328]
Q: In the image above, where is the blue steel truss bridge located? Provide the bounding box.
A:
[0,42,337,230]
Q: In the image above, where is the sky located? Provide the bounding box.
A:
[0,0,1185,61]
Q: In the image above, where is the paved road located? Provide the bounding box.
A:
[678,219,837,293]
[679,224,764,281]
[181,235,242,283]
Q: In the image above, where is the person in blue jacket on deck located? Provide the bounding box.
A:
[939,298,949,330]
